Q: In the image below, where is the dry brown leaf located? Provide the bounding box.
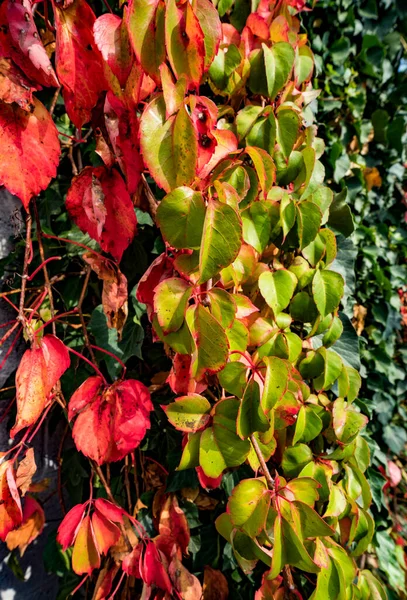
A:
[203,566,229,599]
[16,448,37,496]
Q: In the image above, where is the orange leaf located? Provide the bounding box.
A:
[6,495,45,556]
[72,515,101,576]
[12,346,47,438]
[12,335,70,437]
[0,99,60,209]
[92,509,121,555]
[0,461,22,542]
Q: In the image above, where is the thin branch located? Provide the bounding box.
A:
[77,266,96,363]
[18,212,33,327]
[250,434,274,490]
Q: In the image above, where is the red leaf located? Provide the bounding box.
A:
[72,514,101,575]
[72,393,112,464]
[71,378,153,464]
[190,96,218,173]
[141,540,172,594]
[53,0,107,128]
[57,503,85,550]
[0,462,22,542]
[0,99,60,209]
[104,91,144,196]
[83,253,128,337]
[136,253,174,311]
[167,354,194,395]
[93,13,133,88]
[0,58,35,110]
[122,544,142,578]
[66,166,137,262]
[6,0,59,87]
[196,466,222,490]
[92,509,121,555]
[68,376,103,420]
[5,495,45,556]
[94,498,125,524]
[12,335,70,437]
[198,129,239,181]
[158,495,190,555]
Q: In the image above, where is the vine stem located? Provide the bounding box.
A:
[67,347,107,384]
[33,203,57,334]
[18,212,33,326]
[250,434,274,490]
[77,266,96,363]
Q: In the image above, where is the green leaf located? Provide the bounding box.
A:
[186,304,229,380]
[178,431,201,470]
[165,394,211,433]
[333,398,368,445]
[242,201,274,253]
[293,405,323,445]
[312,556,345,600]
[236,105,265,141]
[154,277,192,333]
[282,444,313,478]
[296,201,322,249]
[127,0,165,81]
[156,187,206,249]
[228,478,271,537]
[312,269,344,317]
[313,348,343,391]
[290,291,318,323]
[328,189,354,238]
[153,316,193,354]
[259,269,297,315]
[199,198,242,283]
[263,42,295,100]
[261,356,290,413]
[208,288,236,328]
[276,108,300,159]
[237,379,269,439]
[270,514,320,579]
[297,147,325,200]
[337,366,361,403]
[140,95,197,192]
[324,484,347,518]
[199,398,250,478]
[292,500,335,538]
[218,361,247,397]
[295,45,314,86]
[247,113,277,155]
